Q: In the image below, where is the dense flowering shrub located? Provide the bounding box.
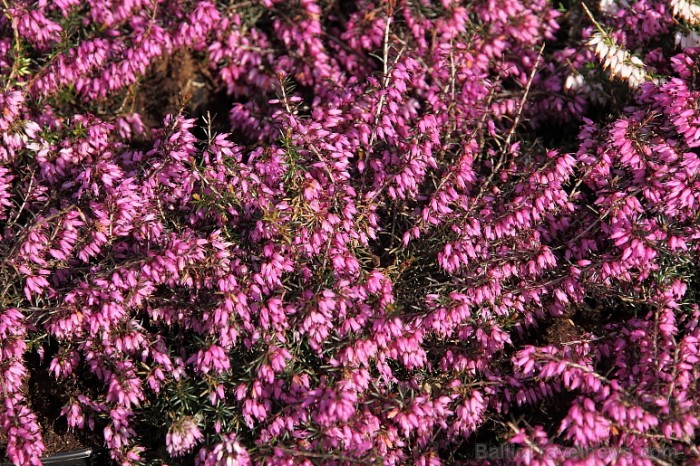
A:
[1,0,700,465]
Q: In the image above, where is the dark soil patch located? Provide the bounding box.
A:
[26,357,91,455]
[439,418,510,464]
[0,351,104,460]
[133,49,232,137]
[544,316,584,345]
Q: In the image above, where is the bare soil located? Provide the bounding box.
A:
[133,49,232,136]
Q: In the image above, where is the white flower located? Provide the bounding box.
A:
[629,56,644,67]
[619,64,633,79]
[607,54,620,73]
[564,74,586,92]
[628,70,645,89]
[671,0,700,24]
[595,41,610,59]
[588,32,647,88]
[588,34,603,47]
[599,0,619,15]
[675,30,700,49]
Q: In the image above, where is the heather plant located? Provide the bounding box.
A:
[1,0,700,465]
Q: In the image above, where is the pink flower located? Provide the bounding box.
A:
[188,345,231,374]
[166,416,203,457]
[197,433,250,466]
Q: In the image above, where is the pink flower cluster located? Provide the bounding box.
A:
[1,0,700,465]
[166,416,203,458]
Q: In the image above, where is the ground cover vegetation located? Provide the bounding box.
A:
[0,0,699,464]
